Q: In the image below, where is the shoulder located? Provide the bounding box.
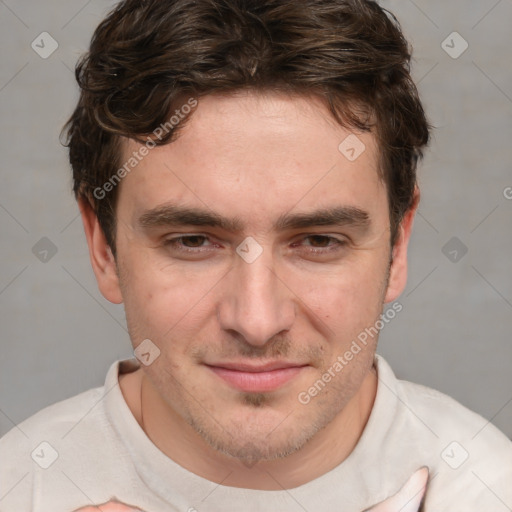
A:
[375,355,512,510]
[376,354,510,448]
[395,370,511,455]
[0,368,118,510]
[2,384,106,443]
[0,383,106,464]
[0,358,128,453]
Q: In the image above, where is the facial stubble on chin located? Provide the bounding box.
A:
[241,392,270,408]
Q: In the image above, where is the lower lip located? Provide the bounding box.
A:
[207,366,305,392]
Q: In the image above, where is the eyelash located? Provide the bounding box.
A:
[163,234,347,255]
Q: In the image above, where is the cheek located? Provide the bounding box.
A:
[120,238,389,346]
[293,256,387,324]
[120,255,221,344]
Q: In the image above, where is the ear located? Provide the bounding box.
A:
[384,186,420,304]
[78,198,123,304]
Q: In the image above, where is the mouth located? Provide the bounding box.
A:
[204,361,308,393]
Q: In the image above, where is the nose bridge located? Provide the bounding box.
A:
[218,240,295,346]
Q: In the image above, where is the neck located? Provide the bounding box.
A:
[121,365,378,490]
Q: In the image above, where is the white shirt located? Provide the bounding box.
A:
[1,355,511,512]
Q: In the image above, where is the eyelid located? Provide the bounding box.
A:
[163,234,214,249]
[163,233,348,254]
[294,234,348,251]
[163,233,346,243]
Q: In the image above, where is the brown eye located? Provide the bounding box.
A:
[164,235,212,252]
[179,235,208,247]
[300,235,346,253]
[304,235,334,248]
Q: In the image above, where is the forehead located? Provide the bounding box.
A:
[117,91,387,230]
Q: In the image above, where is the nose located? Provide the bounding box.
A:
[217,245,296,347]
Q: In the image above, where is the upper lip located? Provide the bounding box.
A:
[206,361,307,372]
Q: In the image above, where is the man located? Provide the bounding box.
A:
[0,0,510,511]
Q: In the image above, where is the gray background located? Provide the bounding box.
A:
[0,0,511,440]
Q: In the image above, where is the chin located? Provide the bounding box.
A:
[186,406,322,464]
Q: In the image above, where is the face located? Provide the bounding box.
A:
[85,91,414,463]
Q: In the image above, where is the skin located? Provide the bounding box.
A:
[79,90,418,493]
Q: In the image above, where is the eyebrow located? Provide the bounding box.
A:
[138,202,370,233]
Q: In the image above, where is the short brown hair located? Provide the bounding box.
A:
[62,0,430,254]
